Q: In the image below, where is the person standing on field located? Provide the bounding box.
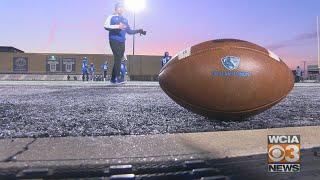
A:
[104,2,146,84]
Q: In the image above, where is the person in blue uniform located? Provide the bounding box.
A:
[295,66,302,82]
[104,2,146,84]
[82,57,89,81]
[161,52,171,67]
[89,63,95,81]
[101,61,109,81]
[119,55,128,82]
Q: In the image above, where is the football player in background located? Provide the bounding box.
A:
[295,66,302,82]
[101,61,109,82]
[89,63,95,81]
[120,54,128,82]
[104,2,146,84]
[82,57,89,81]
[161,52,171,67]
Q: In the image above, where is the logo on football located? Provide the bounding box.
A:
[221,56,240,71]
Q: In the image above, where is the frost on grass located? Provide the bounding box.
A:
[0,85,319,138]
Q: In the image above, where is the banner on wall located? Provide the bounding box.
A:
[13,57,28,72]
[46,55,61,73]
[46,56,77,73]
[62,58,76,73]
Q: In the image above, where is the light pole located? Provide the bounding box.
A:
[303,60,306,80]
[125,0,146,55]
[317,16,319,72]
[133,11,136,55]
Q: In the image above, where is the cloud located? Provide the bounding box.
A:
[267,31,317,50]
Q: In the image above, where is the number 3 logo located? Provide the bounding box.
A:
[285,145,300,162]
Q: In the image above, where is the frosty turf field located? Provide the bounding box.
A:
[0,81,319,138]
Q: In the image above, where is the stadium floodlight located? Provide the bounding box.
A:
[125,0,146,13]
[125,0,146,55]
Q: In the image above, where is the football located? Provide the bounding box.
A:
[159,39,294,120]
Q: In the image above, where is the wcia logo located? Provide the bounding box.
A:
[212,56,251,77]
[221,56,240,71]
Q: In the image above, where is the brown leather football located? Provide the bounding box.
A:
[159,39,294,120]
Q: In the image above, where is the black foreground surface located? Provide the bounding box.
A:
[0,84,320,138]
[2,148,320,180]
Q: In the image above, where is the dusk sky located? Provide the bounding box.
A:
[1,0,319,69]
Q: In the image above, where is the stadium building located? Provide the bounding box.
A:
[308,64,320,80]
[0,47,162,81]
